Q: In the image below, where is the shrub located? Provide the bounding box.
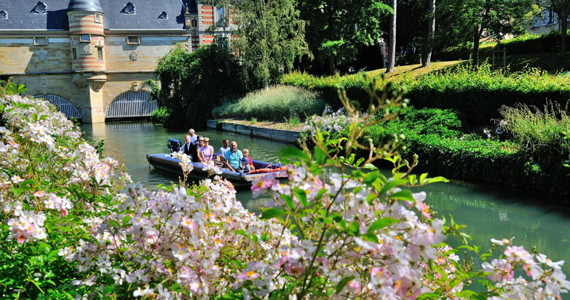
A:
[212,85,326,120]
[151,107,170,124]
[155,42,247,129]
[500,101,570,155]
[402,64,570,126]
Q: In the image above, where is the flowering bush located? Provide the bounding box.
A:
[1,81,569,300]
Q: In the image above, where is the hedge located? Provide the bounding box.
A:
[282,66,570,127]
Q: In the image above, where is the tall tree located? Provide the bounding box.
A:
[422,0,435,67]
[547,0,570,59]
[438,0,536,66]
[216,0,310,88]
[386,0,397,73]
[299,0,392,74]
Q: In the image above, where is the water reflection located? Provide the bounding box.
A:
[82,121,570,274]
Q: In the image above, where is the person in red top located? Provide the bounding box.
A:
[242,149,255,171]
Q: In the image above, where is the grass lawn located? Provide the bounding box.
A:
[356,52,570,80]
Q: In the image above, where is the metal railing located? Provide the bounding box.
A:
[105,91,158,119]
[35,94,82,120]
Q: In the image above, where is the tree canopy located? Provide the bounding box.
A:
[299,0,392,74]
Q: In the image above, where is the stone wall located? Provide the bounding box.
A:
[104,35,188,72]
[0,36,72,74]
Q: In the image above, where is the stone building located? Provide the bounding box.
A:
[0,0,230,123]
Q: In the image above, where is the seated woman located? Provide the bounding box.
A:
[242,148,256,171]
[199,137,214,165]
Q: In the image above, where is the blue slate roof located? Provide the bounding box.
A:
[0,0,197,30]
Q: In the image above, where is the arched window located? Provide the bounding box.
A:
[158,11,168,20]
[0,11,8,20]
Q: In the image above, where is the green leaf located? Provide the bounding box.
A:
[335,276,355,294]
[416,293,440,300]
[348,221,360,236]
[380,178,406,194]
[314,146,326,164]
[362,233,379,243]
[281,194,295,210]
[362,163,378,169]
[122,216,132,227]
[294,187,308,207]
[235,229,248,237]
[260,208,287,219]
[419,173,428,184]
[279,147,309,161]
[425,176,449,184]
[367,217,399,233]
[388,190,415,202]
[364,170,380,184]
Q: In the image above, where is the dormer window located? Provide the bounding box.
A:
[32,1,47,14]
[80,34,91,43]
[0,11,8,20]
[121,2,136,15]
[94,14,102,23]
[126,36,140,45]
[158,11,168,20]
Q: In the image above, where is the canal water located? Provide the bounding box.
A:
[82,122,570,275]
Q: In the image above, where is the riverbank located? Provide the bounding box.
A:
[211,114,570,196]
[207,119,302,143]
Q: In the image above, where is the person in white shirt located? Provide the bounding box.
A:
[188,128,197,144]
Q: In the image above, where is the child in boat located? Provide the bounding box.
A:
[242,148,255,171]
[241,157,251,174]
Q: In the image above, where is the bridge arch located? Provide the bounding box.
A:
[35,94,82,120]
[105,91,158,119]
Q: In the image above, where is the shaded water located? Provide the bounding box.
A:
[82,122,570,274]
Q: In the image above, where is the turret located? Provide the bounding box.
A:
[67,0,106,123]
[67,0,106,74]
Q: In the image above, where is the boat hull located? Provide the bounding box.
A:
[146,153,287,186]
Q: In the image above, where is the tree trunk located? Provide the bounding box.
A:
[328,55,336,75]
[422,0,435,67]
[561,13,568,60]
[472,25,481,66]
[386,0,397,73]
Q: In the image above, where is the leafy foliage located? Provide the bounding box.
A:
[154,42,247,128]
[215,0,310,88]
[298,0,392,74]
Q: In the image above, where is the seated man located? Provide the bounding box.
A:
[224,141,243,172]
[219,139,230,157]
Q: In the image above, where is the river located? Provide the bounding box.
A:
[82,121,570,275]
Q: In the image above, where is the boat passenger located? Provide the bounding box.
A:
[199,137,214,164]
[216,139,229,166]
[219,139,230,156]
[190,135,203,163]
[224,141,243,172]
[180,134,193,156]
[188,128,197,143]
[242,148,255,171]
[241,157,251,174]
